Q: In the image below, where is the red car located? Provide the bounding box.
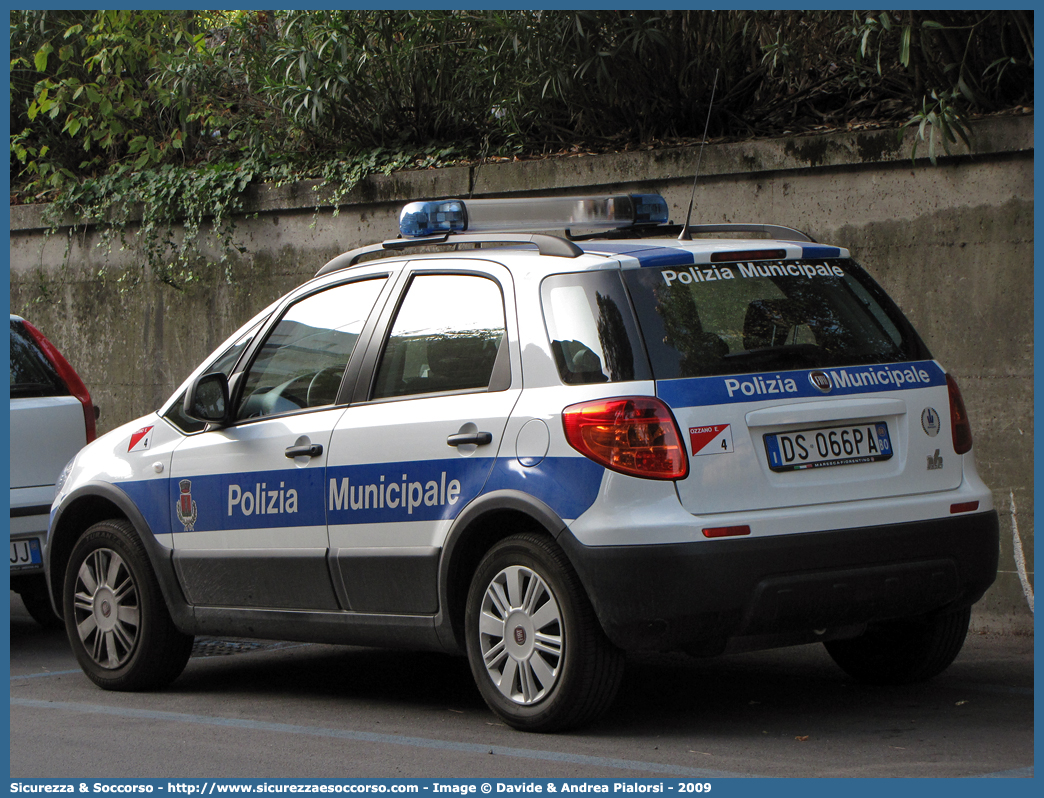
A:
[9,315,96,627]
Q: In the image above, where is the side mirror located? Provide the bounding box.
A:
[183,372,230,424]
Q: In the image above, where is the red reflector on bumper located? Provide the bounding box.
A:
[950,501,980,514]
[703,525,751,538]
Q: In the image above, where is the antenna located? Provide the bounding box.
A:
[678,69,719,241]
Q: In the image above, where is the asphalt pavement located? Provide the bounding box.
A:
[9,593,1034,779]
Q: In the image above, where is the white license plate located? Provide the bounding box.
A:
[764,422,893,472]
[10,538,43,571]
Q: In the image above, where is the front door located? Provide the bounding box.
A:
[169,276,389,609]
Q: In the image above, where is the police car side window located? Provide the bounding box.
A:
[541,272,651,385]
[371,274,507,399]
[236,278,386,420]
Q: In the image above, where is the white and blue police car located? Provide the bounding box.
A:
[45,194,998,732]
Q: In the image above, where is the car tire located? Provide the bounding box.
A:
[464,533,624,732]
[17,576,64,630]
[63,518,194,691]
[824,606,972,685]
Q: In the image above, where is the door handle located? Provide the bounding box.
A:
[447,432,493,447]
[285,443,323,459]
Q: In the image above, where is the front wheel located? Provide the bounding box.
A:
[63,518,194,691]
[824,606,972,685]
[464,533,624,732]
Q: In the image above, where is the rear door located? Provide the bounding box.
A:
[325,261,521,615]
[623,258,961,516]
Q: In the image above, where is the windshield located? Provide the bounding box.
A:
[623,259,930,380]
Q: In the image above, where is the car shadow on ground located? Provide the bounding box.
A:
[149,634,979,737]
[13,589,1031,747]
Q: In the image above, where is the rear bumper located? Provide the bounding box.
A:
[560,511,999,653]
[10,499,50,576]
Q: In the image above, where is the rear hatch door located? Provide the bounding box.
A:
[622,256,962,515]
[9,319,87,494]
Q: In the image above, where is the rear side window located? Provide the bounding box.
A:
[10,320,64,398]
[622,259,929,380]
[541,272,651,385]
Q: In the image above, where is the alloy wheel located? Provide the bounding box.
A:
[73,547,140,669]
[478,564,564,704]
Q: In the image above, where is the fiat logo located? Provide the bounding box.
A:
[809,371,832,393]
[100,601,112,618]
[513,627,527,646]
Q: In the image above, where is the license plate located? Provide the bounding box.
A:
[764,422,892,472]
[10,538,42,571]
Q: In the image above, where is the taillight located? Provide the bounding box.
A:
[21,320,96,443]
[946,374,972,455]
[562,396,688,480]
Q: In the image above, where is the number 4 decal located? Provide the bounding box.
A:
[689,424,734,456]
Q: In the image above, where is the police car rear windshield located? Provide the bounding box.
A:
[622,259,930,381]
[10,319,65,398]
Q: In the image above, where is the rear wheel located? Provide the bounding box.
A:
[63,518,194,690]
[824,607,971,685]
[465,533,624,732]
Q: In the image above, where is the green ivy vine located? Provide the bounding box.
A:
[40,146,458,292]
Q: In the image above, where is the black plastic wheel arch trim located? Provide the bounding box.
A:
[46,481,195,631]
[433,489,570,654]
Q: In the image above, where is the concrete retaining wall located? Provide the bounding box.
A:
[9,114,1033,631]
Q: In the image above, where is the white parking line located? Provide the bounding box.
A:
[11,697,757,778]
[979,766,1034,778]
[11,668,1034,698]
[10,669,83,680]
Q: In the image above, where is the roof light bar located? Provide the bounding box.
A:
[399,194,669,238]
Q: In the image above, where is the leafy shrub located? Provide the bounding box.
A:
[10,10,1033,285]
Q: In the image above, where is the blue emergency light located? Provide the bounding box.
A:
[399,194,669,238]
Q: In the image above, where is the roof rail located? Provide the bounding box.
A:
[565,222,816,243]
[684,223,815,243]
[315,232,583,277]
